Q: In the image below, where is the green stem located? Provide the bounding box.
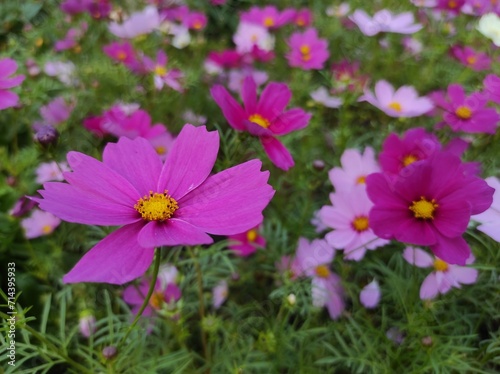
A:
[117,248,162,349]
[187,246,209,364]
[23,324,93,374]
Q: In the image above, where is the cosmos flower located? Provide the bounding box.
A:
[142,51,184,92]
[0,58,25,110]
[108,6,161,39]
[35,161,71,184]
[310,87,343,108]
[240,6,294,28]
[360,280,381,308]
[233,22,275,54]
[482,74,500,104]
[286,28,330,70]
[320,185,389,261]
[471,177,500,242]
[103,41,138,67]
[328,147,380,191]
[359,80,434,118]
[34,125,274,284]
[366,152,494,265]
[450,45,491,71]
[210,76,311,170]
[227,226,266,257]
[349,10,422,36]
[402,246,478,300]
[21,209,61,239]
[212,280,229,309]
[37,97,75,127]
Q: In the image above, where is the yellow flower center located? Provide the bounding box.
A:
[263,17,275,27]
[466,55,477,65]
[455,106,472,119]
[296,17,305,26]
[248,114,270,129]
[300,45,311,61]
[193,20,203,30]
[155,146,166,155]
[356,175,366,184]
[246,229,258,242]
[315,265,330,278]
[352,216,369,232]
[433,259,449,272]
[35,38,44,47]
[154,65,167,76]
[149,291,164,310]
[134,190,179,221]
[388,101,402,112]
[448,0,458,8]
[42,225,53,234]
[117,51,127,61]
[403,154,419,167]
[73,45,82,54]
[409,196,438,220]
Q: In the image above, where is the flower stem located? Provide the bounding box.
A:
[118,247,161,349]
[187,246,209,365]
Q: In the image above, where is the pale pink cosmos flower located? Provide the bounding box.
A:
[326,3,350,17]
[142,51,183,92]
[78,313,96,338]
[44,61,77,86]
[320,186,389,261]
[240,6,294,28]
[328,147,380,192]
[21,209,61,239]
[350,9,423,36]
[292,238,345,319]
[310,87,343,108]
[0,58,25,110]
[403,247,478,300]
[212,280,228,309]
[36,161,71,184]
[233,22,275,54]
[360,80,434,117]
[472,177,500,242]
[108,6,161,39]
[286,28,330,70]
[360,280,381,308]
[227,69,268,94]
[39,97,75,126]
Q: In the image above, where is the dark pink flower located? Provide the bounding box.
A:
[183,11,207,31]
[450,45,491,71]
[431,84,500,134]
[483,74,500,104]
[286,28,329,70]
[228,226,265,257]
[103,41,138,67]
[294,8,313,27]
[210,76,312,170]
[0,58,25,110]
[241,6,294,28]
[436,0,466,14]
[34,125,274,284]
[21,209,61,239]
[39,97,75,126]
[366,152,494,265]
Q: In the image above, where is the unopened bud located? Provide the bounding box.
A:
[34,125,59,147]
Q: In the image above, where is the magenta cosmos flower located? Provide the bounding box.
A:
[366,152,494,265]
[0,58,25,110]
[450,45,491,71]
[472,177,500,243]
[210,76,311,170]
[360,80,434,117]
[286,28,330,70]
[349,10,422,36]
[228,226,265,257]
[34,125,274,284]
[431,84,500,134]
[403,246,477,300]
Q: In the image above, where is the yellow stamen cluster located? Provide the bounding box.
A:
[352,216,369,232]
[433,259,449,272]
[409,196,438,220]
[300,44,312,61]
[356,175,366,184]
[455,106,472,120]
[315,265,330,278]
[249,114,270,129]
[154,65,167,76]
[403,154,419,167]
[193,20,203,30]
[263,17,275,27]
[42,225,53,234]
[388,101,402,112]
[247,229,258,242]
[149,291,165,310]
[155,146,167,155]
[117,51,127,61]
[134,190,178,221]
[466,56,477,65]
[448,0,458,8]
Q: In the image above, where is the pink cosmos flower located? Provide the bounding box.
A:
[320,186,389,261]
[35,161,71,184]
[60,0,92,14]
[108,6,161,39]
[78,313,96,338]
[366,152,494,265]
[143,51,184,92]
[472,177,500,242]
[436,0,466,14]
[240,6,294,28]
[227,69,268,94]
[310,87,343,108]
[0,58,25,110]
[10,196,37,218]
[292,238,345,319]
[183,11,207,31]
[349,10,423,36]
[430,84,500,134]
[330,60,368,95]
[328,147,380,191]
[103,41,137,67]
[21,209,61,239]
[205,50,243,72]
[402,36,423,55]
[326,3,350,18]
[450,45,491,71]
[38,97,74,126]
[233,22,275,54]
[55,23,87,52]
[228,226,265,257]
[403,246,477,299]
[294,9,313,27]
[286,28,329,70]
[360,280,381,308]
[360,80,434,117]
[34,125,274,284]
[482,74,500,104]
[212,280,228,309]
[44,60,76,86]
[210,76,311,170]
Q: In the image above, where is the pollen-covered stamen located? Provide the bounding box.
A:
[154,65,167,76]
[42,225,53,234]
[149,291,165,310]
[263,17,275,27]
[409,196,438,220]
[455,105,472,120]
[117,51,127,61]
[356,175,366,184]
[134,190,179,221]
[247,229,258,242]
[300,44,312,61]
[388,101,402,112]
[315,265,330,278]
[466,55,477,65]
[433,258,449,272]
[403,154,419,167]
[448,0,458,8]
[352,216,369,232]
[249,114,270,129]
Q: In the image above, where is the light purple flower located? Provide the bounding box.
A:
[35,161,71,184]
[310,87,343,108]
[360,280,381,308]
[350,10,423,36]
[472,177,500,242]
[79,313,96,338]
[227,69,268,93]
[108,6,161,39]
[403,247,478,300]
[142,51,183,92]
[233,22,275,54]
[212,280,228,309]
[359,80,434,117]
[39,97,75,126]
[0,58,25,110]
[44,61,77,86]
[21,209,61,239]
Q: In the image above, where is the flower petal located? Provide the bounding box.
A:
[63,222,153,285]
[210,85,246,130]
[430,235,470,266]
[419,273,439,300]
[256,82,291,119]
[260,136,294,170]
[137,219,214,248]
[268,108,311,136]
[402,247,433,267]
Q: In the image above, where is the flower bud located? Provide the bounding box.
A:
[34,125,59,147]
